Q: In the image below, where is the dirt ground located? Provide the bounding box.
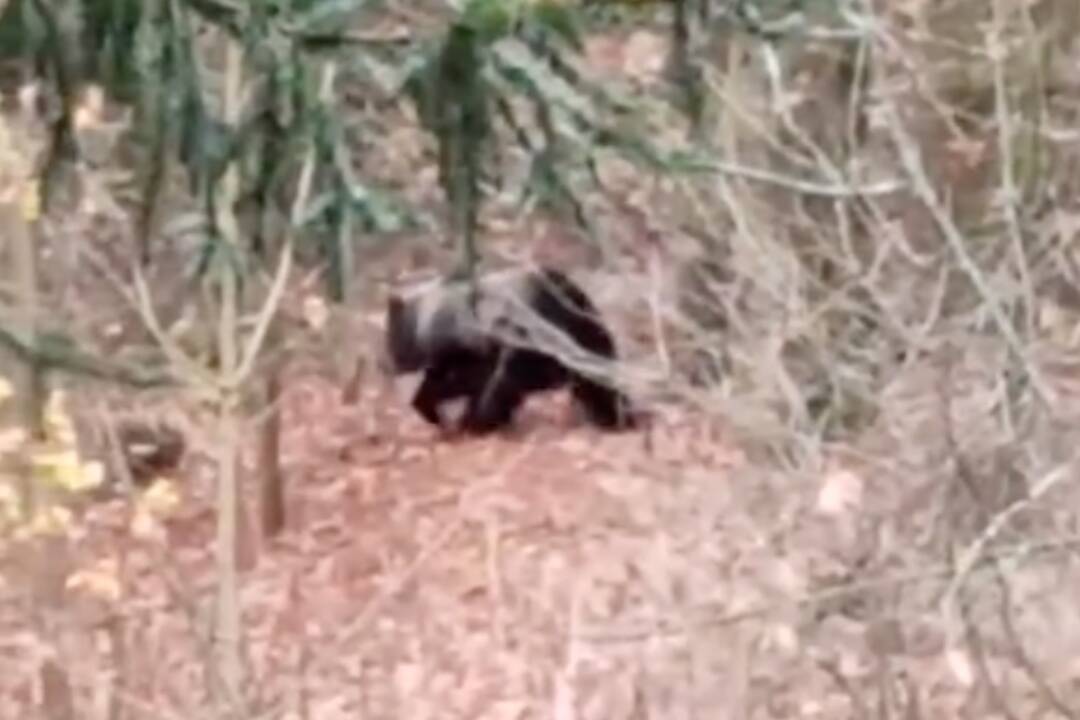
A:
[5,358,1079,718]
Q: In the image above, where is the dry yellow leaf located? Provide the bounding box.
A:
[43,391,77,445]
[67,558,122,602]
[139,478,181,516]
[0,481,20,523]
[20,181,39,222]
[23,505,74,537]
[32,449,104,492]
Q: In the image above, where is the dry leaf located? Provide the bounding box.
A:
[0,427,27,454]
[129,507,166,542]
[19,181,39,221]
[22,505,73,538]
[73,85,105,130]
[945,647,975,687]
[139,479,181,517]
[395,662,424,693]
[492,699,530,720]
[67,558,121,602]
[816,467,864,516]
[769,623,800,655]
[0,482,19,523]
[32,449,104,493]
[623,31,667,78]
[303,295,330,331]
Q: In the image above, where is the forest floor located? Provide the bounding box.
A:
[5,358,1076,718]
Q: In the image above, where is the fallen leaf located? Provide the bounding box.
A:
[67,558,121,602]
[945,647,975,687]
[816,467,864,516]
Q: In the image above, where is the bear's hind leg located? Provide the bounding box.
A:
[411,351,479,428]
[570,378,637,430]
[460,355,527,434]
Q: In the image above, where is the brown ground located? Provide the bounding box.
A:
[7,355,1080,718]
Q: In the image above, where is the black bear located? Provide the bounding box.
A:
[384,265,637,435]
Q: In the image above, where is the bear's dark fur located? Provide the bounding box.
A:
[384,266,636,434]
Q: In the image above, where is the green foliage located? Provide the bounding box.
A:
[0,0,415,300]
[0,326,173,389]
[405,17,490,271]
[403,0,670,271]
[0,0,144,101]
[717,0,848,39]
[168,0,417,297]
[1,0,677,295]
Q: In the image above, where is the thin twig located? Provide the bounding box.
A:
[882,102,1053,407]
[684,159,905,198]
[989,1,1035,339]
[941,463,1072,637]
